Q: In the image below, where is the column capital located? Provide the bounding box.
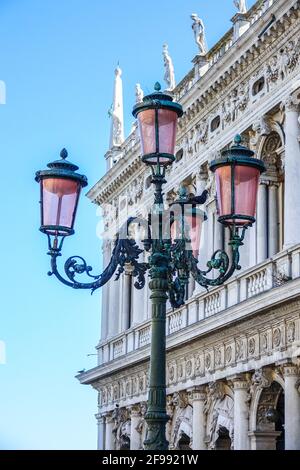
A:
[188,386,207,401]
[127,405,141,418]
[283,93,300,112]
[282,363,299,378]
[228,373,249,390]
[95,413,106,424]
[104,411,114,424]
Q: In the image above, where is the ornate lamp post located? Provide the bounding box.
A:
[36,83,265,450]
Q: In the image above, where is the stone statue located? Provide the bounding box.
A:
[205,382,234,450]
[169,392,193,449]
[191,14,207,56]
[135,83,144,103]
[112,406,131,450]
[163,44,176,91]
[234,0,247,14]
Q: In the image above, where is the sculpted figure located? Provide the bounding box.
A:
[135,83,144,103]
[234,0,247,14]
[163,44,176,91]
[206,382,234,450]
[169,392,193,449]
[191,14,207,56]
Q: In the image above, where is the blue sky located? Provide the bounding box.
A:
[0,0,256,450]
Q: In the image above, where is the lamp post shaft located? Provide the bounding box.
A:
[144,245,169,451]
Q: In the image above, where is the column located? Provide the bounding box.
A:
[190,387,207,450]
[232,375,250,450]
[257,182,268,263]
[108,276,120,337]
[105,413,115,450]
[129,406,142,450]
[268,182,279,257]
[188,276,196,299]
[121,273,132,331]
[131,279,145,326]
[284,94,300,249]
[214,212,223,252]
[131,250,146,326]
[96,414,106,450]
[101,240,111,340]
[283,364,300,450]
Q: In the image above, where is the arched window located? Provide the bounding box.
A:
[175,148,184,162]
[252,77,265,96]
[211,115,221,132]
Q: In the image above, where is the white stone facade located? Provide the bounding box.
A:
[78,0,300,450]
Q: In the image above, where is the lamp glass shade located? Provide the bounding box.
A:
[138,108,178,164]
[41,177,81,235]
[171,210,204,258]
[215,164,260,225]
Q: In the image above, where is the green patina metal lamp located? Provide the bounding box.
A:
[35,148,88,245]
[132,82,183,169]
[36,83,266,451]
[210,135,265,227]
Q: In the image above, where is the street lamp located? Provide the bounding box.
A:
[36,83,265,450]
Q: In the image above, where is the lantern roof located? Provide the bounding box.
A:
[132,82,183,119]
[35,149,88,187]
[210,135,266,173]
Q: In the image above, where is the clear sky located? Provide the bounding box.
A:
[0,0,256,450]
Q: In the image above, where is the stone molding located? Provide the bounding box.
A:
[92,298,300,412]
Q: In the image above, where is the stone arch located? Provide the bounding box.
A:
[256,122,285,159]
[249,378,285,450]
[258,131,284,176]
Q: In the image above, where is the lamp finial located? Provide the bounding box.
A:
[154,82,162,92]
[60,148,68,160]
[234,134,242,146]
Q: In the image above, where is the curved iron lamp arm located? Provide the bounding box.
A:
[47,218,149,294]
[167,225,248,308]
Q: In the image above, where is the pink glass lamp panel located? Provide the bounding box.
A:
[42,178,80,231]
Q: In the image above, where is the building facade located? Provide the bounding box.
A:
[78,0,300,451]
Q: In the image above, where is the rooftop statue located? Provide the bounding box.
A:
[234,0,247,14]
[191,14,208,56]
[163,44,176,91]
